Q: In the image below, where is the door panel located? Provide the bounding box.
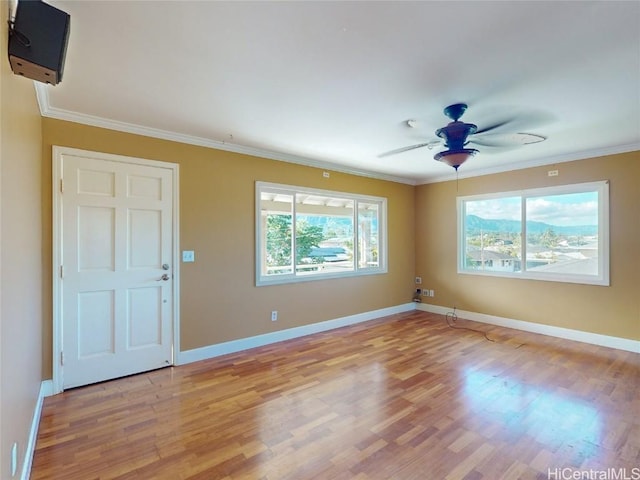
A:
[128,209,162,268]
[128,174,162,200]
[77,206,115,271]
[77,290,115,358]
[60,153,175,389]
[77,168,115,196]
[127,286,162,348]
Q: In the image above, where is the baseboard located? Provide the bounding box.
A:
[21,380,53,480]
[417,303,639,353]
[177,303,416,365]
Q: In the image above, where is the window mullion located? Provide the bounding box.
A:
[292,194,298,276]
[257,181,387,286]
[521,195,526,274]
[463,201,468,271]
[353,200,359,271]
[458,181,607,286]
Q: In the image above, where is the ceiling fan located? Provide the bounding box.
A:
[379,103,546,170]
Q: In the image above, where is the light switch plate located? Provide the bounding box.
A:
[182,250,195,262]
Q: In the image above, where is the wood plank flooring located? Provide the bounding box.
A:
[31,311,640,479]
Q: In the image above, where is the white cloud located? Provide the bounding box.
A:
[466,197,521,221]
[466,194,598,226]
[527,198,598,226]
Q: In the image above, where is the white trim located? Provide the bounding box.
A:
[21,380,53,480]
[457,180,609,287]
[35,84,639,188]
[177,303,416,365]
[52,147,63,393]
[51,146,180,393]
[180,301,639,363]
[416,143,640,185]
[171,161,181,370]
[21,304,638,478]
[255,181,388,287]
[417,303,640,353]
[33,80,49,116]
[34,84,413,186]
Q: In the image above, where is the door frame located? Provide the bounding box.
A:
[52,146,180,394]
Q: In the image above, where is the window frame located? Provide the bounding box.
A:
[457,181,609,286]
[256,181,388,286]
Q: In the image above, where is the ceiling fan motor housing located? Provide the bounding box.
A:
[436,121,478,149]
[434,103,479,170]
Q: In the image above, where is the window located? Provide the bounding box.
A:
[256,182,387,285]
[458,181,609,286]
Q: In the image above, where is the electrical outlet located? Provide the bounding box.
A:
[182,250,195,262]
[430,289,435,297]
[422,289,430,297]
[415,276,422,284]
[271,311,278,321]
[548,170,559,177]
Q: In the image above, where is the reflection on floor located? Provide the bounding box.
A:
[32,311,639,479]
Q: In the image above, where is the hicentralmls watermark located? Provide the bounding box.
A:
[548,468,640,480]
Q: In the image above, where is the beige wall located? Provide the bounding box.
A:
[415,151,640,341]
[0,33,637,479]
[0,7,636,473]
[41,118,417,376]
[0,2,45,477]
[2,35,637,480]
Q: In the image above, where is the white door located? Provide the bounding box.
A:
[56,149,176,389]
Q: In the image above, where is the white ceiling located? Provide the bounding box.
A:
[37,1,640,184]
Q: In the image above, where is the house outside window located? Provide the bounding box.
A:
[458,181,609,286]
[256,182,387,286]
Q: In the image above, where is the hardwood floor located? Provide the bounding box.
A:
[32,311,640,480]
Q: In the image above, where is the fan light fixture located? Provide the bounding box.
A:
[434,148,479,170]
[432,104,480,170]
[379,102,547,170]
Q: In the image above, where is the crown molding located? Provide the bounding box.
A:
[34,83,416,186]
[34,83,638,188]
[415,142,640,185]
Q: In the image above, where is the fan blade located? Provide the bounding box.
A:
[475,109,555,135]
[469,133,546,147]
[378,141,439,158]
[468,134,518,147]
[474,118,514,135]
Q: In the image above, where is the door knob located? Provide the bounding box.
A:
[157,273,170,281]
[162,264,170,270]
